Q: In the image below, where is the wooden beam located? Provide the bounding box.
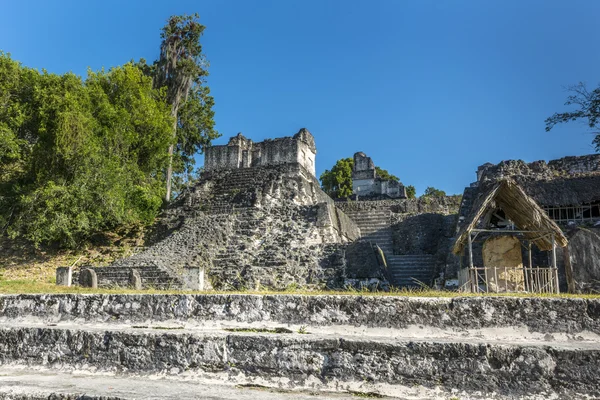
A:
[552,234,560,294]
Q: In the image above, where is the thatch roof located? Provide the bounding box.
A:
[453,178,568,255]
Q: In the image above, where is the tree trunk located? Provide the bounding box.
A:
[165,105,179,202]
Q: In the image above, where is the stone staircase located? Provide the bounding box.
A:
[1,293,600,400]
[344,209,436,288]
[386,254,436,287]
[344,210,393,253]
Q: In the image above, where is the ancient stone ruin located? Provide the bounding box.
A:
[352,151,406,199]
[1,293,600,399]
[60,130,600,294]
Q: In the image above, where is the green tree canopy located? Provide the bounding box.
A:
[545,83,600,151]
[405,185,416,199]
[320,158,354,198]
[0,53,173,247]
[375,166,400,182]
[422,186,446,198]
[0,15,219,247]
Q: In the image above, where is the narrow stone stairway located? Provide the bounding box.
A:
[386,254,436,287]
[344,209,436,288]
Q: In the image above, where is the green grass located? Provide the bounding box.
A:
[1,278,600,299]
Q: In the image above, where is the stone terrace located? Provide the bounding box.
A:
[0,294,599,399]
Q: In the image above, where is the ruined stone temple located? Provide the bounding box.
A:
[67,129,462,290]
[455,154,600,293]
[351,152,406,199]
[65,128,600,293]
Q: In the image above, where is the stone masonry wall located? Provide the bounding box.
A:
[477,154,600,183]
[2,294,600,334]
[204,129,317,177]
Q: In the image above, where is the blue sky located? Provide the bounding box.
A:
[2,0,599,195]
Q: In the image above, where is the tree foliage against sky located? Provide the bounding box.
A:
[545,83,600,151]
[320,158,405,199]
[422,186,446,198]
[153,13,216,201]
[320,158,354,199]
[0,14,218,247]
[0,53,173,246]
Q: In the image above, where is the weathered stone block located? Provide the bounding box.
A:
[79,269,98,289]
[182,267,204,291]
[55,267,72,287]
[129,269,142,290]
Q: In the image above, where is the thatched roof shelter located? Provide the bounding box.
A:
[453,178,568,255]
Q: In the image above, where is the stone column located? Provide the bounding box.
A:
[129,269,142,290]
[56,267,72,286]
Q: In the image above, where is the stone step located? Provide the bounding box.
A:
[0,367,347,400]
[0,324,598,399]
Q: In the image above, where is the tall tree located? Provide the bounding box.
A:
[545,83,600,151]
[154,14,211,201]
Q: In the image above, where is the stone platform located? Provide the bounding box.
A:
[0,294,599,399]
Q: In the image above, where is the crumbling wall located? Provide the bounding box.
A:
[567,227,600,293]
[204,129,317,177]
[336,196,462,215]
[338,197,461,283]
[477,154,600,183]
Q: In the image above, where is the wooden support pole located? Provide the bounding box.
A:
[552,234,560,294]
[467,232,475,292]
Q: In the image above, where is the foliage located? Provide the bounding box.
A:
[0,53,173,247]
[375,166,399,182]
[422,186,446,198]
[545,83,600,151]
[320,158,354,198]
[406,185,416,199]
[0,15,218,247]
[153,13,215,201]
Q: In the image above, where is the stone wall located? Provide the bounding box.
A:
[336,196,462,215]
[2,294,600,334]
[338,196,462,283]
[2,294,600,399]
[204,129,317,177]
[567,227,600,293]
[476,154,600,183]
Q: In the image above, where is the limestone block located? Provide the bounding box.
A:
[483,235,525,292]
[129,269,142,290]
[56,267,72,286]
[182,267,204,291]
[79,269,98,289]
